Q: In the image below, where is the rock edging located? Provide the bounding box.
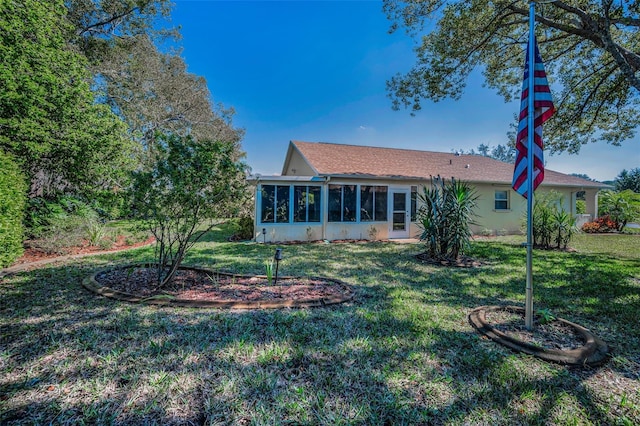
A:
[469,305,609,367]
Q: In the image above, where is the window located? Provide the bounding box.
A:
[261,185,275,223]
[360,186,387,221]
[328,185,357,222]
[410,186,418,221]
[276,186,290,222]
[494,190,510,210]
[261,185,290,223]
[294,186,321,222]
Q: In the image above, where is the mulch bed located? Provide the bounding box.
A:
[94,266,352,304]
[469,305,610,366]
[12,236,155,265]
[484,307,584,351]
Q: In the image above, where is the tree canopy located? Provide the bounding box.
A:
[614,167,640,192]
[0,0,134,197]
[384,0,640,153]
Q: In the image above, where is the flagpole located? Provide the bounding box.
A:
[525,1,536,330]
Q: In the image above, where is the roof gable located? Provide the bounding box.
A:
[290,140,608,188]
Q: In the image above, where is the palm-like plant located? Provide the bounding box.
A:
[417,177,478,260]
[598,189,640,231]
[530,191,577,249]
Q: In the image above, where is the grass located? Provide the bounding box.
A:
[1,224,639,425]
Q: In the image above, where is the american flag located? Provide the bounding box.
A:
[512,36,555,198]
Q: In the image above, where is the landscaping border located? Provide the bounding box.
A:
[82,263,355,309]
[468,305,609,367]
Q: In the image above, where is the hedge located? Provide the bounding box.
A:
[0,150,27,267]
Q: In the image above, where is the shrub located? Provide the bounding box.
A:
[417,177,478,260]
[530,191,577,249]
[133,133,247,289]
[0,151,27,267]
[581,215,618,233]
[231,216,254,241]
[25,194,99,238]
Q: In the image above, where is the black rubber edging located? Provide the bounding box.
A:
[82,263,354,309]
[468,305,609,367]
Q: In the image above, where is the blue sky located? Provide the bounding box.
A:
[168,0,638,182]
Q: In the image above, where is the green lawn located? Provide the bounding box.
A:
[1,225,639,425]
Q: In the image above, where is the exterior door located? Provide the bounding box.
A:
[389,189,410,239]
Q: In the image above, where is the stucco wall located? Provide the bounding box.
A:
[284,150,316,176]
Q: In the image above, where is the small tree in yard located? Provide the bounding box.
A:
[597,189,640,231]
[417,177,478,261]
[133,133,247,289]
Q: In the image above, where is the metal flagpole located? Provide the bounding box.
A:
[525,1,536,330]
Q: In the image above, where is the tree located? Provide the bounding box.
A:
[91,35,242,167]
[65,0,173,45]
[0,150,27,267]
[384,0,640,153]
[614,168,640,192]
[598,189,640,230]
[0,0,134,198]
[457,143,516,163]
[570,173,594,181]
[133,133,248,288]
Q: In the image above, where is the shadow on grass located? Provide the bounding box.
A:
[1,229,638,423]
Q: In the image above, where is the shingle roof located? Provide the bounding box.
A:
[290,141,607,188]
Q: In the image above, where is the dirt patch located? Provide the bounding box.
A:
[415,253,482,267]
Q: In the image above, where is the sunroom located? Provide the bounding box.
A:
[251,175,420,242]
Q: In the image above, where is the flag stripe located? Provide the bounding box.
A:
[512,36,555,199]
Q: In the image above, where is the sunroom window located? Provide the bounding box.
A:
[360,185,388,221]
[261,185,290,223]
[294,186,321,222]
[328,184,357,222]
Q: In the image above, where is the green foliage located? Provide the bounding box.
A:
[265,259,274,285]
[0,150,26,267]
[416,177,478,260]
[384,0,640,153]
[575,199,586,214]
[231,216,254,241]
[598,189,640,231]
[133,133,248,288]
[614,168,640,193]
[26,195,98,238]
[457,143,515,163]
[530,191,576,249]
[0,0,134,197]
[536,309,556,325]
